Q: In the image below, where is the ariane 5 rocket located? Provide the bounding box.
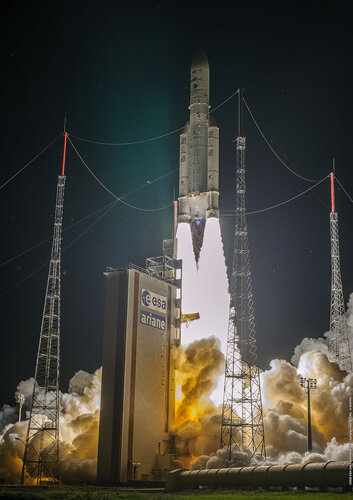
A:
[178,51,219,263]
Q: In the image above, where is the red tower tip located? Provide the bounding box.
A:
[61,132,68,176]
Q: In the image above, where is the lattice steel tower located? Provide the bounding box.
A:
[328,170,352,372]
[220,90,265,460]
[21,132,68,484]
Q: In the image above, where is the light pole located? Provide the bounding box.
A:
[15,394,25,422]
[300,377,317,452]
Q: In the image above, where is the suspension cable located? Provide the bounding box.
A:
[0,261,50,299]
[0,200,117,267]
[336,177,353,204]
[0,201,119,299]
[2,140,179,268]
[68,126,186,146]
[61,201,118,252]
[68,136,174,211]
[243,97,320,183]
[68,90,239,146]
[221,175,329,216]
[0,135,61,190]
[210,89,239,113]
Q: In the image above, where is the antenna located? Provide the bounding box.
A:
[21,133,67,485]
[330,171,335,214]
[61,133,67,176]
[327,163,352,372]
[238,89,244,137]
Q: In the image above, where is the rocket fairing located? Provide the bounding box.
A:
[178,52,219,263]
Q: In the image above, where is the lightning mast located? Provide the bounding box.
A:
[220,89,265,460]
[21,130,68,484]
[328,168,352,372]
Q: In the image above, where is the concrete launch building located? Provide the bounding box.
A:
[97,242,181,483]
[178,51,219,262]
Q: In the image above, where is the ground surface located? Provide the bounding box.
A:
[0,488,353,500]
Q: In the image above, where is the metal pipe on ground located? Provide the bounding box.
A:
[165,461,352,492]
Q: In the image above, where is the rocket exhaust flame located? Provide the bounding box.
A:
[177,219,230,406]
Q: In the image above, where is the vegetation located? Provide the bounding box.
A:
[0,488,352,500]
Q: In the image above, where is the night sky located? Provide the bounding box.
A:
[2,1,353,405]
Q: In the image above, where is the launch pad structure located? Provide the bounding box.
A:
[97,240,182,483]
[220,89,266,460]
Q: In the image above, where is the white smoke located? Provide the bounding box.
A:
[347,293,353,353]
[0,405,17,434]
[190,349,353,470]
[291,338,330,367]
[0,378,35,435]
[292,292,353,368]
[0,368,101,484]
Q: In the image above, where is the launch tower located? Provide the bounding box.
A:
[328,171,352,372]
[220,90,265,460]
[21,132,67,484]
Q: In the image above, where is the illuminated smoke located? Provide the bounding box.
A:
[189,349,353,470]
[0,368,101,484]
[175,337,224,425]
[177,219,230,405]
[292,292,353,368]
[174,337,224,464]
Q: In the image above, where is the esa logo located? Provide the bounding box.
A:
[141,289,167,314]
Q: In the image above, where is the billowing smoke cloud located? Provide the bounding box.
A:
[1,288,352,481]
[291,338,330,367]
[175,337,224,424]
[292,292,353,368]
[174,337,224,463]
[189,349,353,470]
[0,368,101,484]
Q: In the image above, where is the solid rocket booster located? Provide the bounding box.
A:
[178,52,219,263]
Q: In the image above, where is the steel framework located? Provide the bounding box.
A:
[220,90,265,461]
[21,132,67,484]
[328,172,352,372]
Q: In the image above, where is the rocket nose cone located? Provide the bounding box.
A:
[191,51,209,71]
[190,51,210,106]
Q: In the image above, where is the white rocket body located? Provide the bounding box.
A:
[178,52,219,262]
